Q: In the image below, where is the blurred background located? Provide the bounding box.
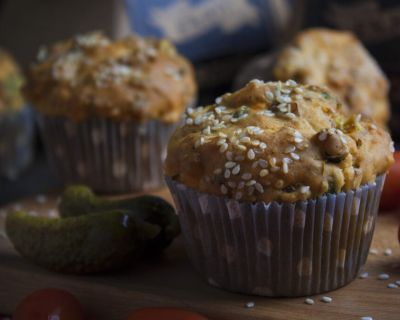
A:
[0,0,399,205]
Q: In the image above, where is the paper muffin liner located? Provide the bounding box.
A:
[37,114,176,193]
[166,175,385,297]
[0,107,35,180]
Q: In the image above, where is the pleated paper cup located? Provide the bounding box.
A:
[166,175,385,297]
[38,114,176,193]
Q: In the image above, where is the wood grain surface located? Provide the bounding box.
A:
[0,189,399,320]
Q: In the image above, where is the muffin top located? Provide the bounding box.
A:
[0,49,25,114]
[165,80,394,203]
[25,32,196,123]
[274,28,389,126]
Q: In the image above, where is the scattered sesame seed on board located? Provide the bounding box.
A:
[245,301,255,308]
[360,317,373,320]
[359,272,369,279]
[304,298,314,305]
[320,296,332,303]
[387,283,398,289]
[378,273,390,280]
[396,280,400,286]
[384,248,392,256]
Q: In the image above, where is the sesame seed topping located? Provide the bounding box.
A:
[258,159,268,168]
[224,169,231,179]
[246,180,256,186]
[286,79,297,86]
[259,169,269,177]
[219,143,228,153]
[186,118,194,125]
[318,131,328,141]
[228,181,237,188]
[245,301,255,308]
[320,296,332,303]
[232,164,241,175]
[215,96,222,104]
[360,317,373,320]
[221,185,228,194]
[247,149,255,160]
[259,142,267,150]
[359,272,369,279]
[242,173,252,180]
[252,161,259,169]
[294,137,303,143]
[304,298,314,305]
[195,137,205,148]
[218,132,228,138]
[225,161,236,169]
[387,283,398,289]
[378,273,390,280]
[384,248,392,256]
[269,157,277,166]
[284,112,296,119]
[285,145,296,153]
[282,162,289,174]
[369,248,378,255]
[255,183,264,193]
[226,151,233,160]
[240,136,251,143]
[265,91,274,102]
[290,152,300,160]
[390,142,395,153]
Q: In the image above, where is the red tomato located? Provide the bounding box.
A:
[13,288,85,320]
[127,307,208,320]
[380,151,400,211]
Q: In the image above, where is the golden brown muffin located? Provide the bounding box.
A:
[165,80,394,202]
[274,28,389,126]
[25,31,196,123]
[0,49,25,113]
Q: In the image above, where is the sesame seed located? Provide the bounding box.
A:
[195,137,205,148]
[225,161,236,169]
[294,87,303,93]
[259,169,269,177]
[271,166,280,172]
[255,183,264,193]
[258,159,268,168]
[285,145,296,153]
[232,164,241,175]
[228,181,237,188]
[247,149,256,160]
[246,180,256,186]
[355,114,362,122]
[242,173,252,180]
[384,248,392,256]
[300,186,310,194]
[369,248,378,255]
[221,185,228,194]
[294,137,303,143]
[194,116,203,125]
[218,132,228,138]
[251,140,260,146]
[371,124,377,130]
[236,144,247,151]
[286,79,297,86]
[215,96,222,104]
[282,157,291,164]
[318,131,328,141]
[304,298,314,305]
[387,283,398,289]
[219,143,228,153]
[245,301,255,308]
[214,168,222,175]
[265,91,274,102]
[235,192,243,200]
[259,142,267,150]
[378,273,390,280]
[290,152,300,160]
[203,126,211,135]
[396,280,400,286]
[284,112,296,119]
[235,155,245,161]
[277,95,291,104]
[269,157,277,166]
[282,162,289,174]
[226,151,233,161]
[230,118,238,123]
[248,186,255,195]
[360,317,373,320]
[186,118,194,125]
[224,169,231,179]
[238,181,245,189]
[250,79,264,86]
[359,272,369,279]
[252,161,259,169]
[320,296,332,303]
[240,136,251,143]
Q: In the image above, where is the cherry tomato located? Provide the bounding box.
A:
[13,288,85,320]
[127,307,208,320]
[380,151,400,211]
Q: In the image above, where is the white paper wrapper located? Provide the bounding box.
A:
[38,115,175,193]
[166,175,385,297]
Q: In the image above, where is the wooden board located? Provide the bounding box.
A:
[0,190,400,320]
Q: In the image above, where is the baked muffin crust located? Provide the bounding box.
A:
[274,28,389,125]
[165,80,394,202]
[25,32,196,123]
[0,49,25,113]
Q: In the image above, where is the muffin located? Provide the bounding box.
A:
[274,28,390,126]
[0,49,34,179]
[165,79,394,297]
[25,31,196,193]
